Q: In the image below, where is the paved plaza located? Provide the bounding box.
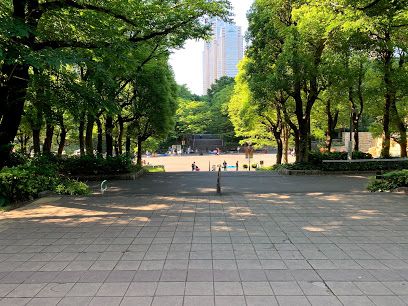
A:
[0,173,407,305]
[145,153,296,172]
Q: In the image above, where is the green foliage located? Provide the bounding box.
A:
[272,160,408,172]
[144,166,165,173]
[0,162,90,205]
[308,151,372,165]
[55,180,90,196]
[175,99,211,135]
[58,155,132,176]
[4,152,29,168]
[0,165,58,204]
[368,170,408,192]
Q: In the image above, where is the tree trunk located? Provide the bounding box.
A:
[118,116,124,155]
[381,47,393,158]
[0,63,29,167]
[79,118,85,157]
[275,137,283,165]
[125,136,131,155]
[0,1,40,167]
[298,120,309,163]
[353,118,360,152]
[114,141,119,156]
[42,124,54,154]
[283,125,289,164]
[33,129,41,155]
[137,137,143,166]
[96,118,103,156]
[57,128,67,157]
[391,101,407,158]
[106,116,113,157]
[325,101,339,152]
[85,114,94,156]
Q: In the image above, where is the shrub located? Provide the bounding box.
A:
[55,180,90,195]
[0,165,59,204]
[58,155,132,175]
[0,163,91,205]
[243,164,248,169]
[368,169,408,192]
[308,151,372,165]
[251,164,258,169]
[271,160,408,172]
[321,160,408,172]
[4,152,29,167]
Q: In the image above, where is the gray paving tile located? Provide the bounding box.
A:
[126,282,157,296]
[96,282,129,296]
[185,282,213,295]
[214,282,243,295]
[214,296,246,306]
[120,296,152,306]
[26,297,61,306]
[89,296,122,306]
[152,296,183,306]
[184,295,214,306]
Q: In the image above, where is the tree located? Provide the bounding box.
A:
[0,0,231,166]
[229,59,285,164]
[247,0,332,162]
[335,0,408,157]
[127,58,178,166]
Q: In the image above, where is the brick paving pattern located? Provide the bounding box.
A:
[0,191,407,305]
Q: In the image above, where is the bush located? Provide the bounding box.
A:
[55,180,90,195]
[243,164,248,169]
[0,165,59,204]
[0,163,90,205]
[58,155,132,175]
[308,151,372,165]
[251,164,258,169]
[4,152,29,167]
[271,160,408,172]
[321,160,408,172]
[368,169,408,192]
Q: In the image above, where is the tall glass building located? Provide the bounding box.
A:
[203,19,244,94]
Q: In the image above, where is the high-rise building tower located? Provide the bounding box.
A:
[203,19,244,94]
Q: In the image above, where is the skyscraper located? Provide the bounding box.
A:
[203,19,244,94]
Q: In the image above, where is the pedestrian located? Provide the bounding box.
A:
[223,160,227,171]
[192,162,196,171]
[236,161,239,171]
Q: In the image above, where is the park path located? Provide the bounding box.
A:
[0,173,407,305]
[100,172,370,196]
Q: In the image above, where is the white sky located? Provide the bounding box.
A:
[169,0,254,95]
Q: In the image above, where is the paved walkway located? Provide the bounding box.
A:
[0,174,407,305]
[101,172,370,195]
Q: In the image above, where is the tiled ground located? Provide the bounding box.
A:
[0,192,407,305]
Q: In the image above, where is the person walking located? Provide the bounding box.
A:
[223,161,227,171]
[236,161,239,171]
[192,162,196,171]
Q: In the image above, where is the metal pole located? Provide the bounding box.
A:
[216,167,221,194]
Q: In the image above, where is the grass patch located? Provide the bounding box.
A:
[144,165,165,173]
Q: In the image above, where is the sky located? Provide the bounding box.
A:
[169,0,254,95]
